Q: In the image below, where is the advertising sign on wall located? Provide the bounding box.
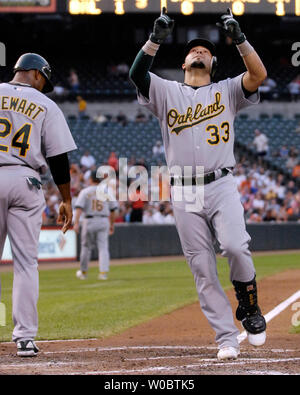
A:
[1,227,77,263]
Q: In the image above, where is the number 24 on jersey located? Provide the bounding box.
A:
[0,117,31,157]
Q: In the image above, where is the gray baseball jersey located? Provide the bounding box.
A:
[138,72,258,173]
[75,185,118,217]
[0,82,76,172]
[0,81,77,343]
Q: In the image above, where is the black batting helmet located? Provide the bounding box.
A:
[13,53,53,93]
[183,38,218,78]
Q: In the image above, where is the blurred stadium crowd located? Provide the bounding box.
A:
[233,155,300,223]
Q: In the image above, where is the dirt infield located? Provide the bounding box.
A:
[0,266,299,375]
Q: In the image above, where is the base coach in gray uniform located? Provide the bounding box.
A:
[0,53,77,356]
[130,8,267,360]
[74,171,118,281]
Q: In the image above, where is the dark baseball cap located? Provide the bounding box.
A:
[183,38,216,60]
[90,170,99,182]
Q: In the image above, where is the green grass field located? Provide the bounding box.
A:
[1,253,300,342]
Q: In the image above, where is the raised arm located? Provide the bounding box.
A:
[129,7,174,99]
[129,51,154,99]
[217,8,267,92]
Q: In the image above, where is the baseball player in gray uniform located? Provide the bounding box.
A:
[0,53,77,356]
[130,8,267,360]
[74,171,118,280]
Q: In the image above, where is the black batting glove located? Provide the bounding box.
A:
[216,8,246,45]
[150,7,175,45]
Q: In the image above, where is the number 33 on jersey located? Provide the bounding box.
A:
[138,72,259,174]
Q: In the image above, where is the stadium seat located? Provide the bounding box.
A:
[259,113,270,119]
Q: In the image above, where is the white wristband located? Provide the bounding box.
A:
[142,40,160,57]
[236,40,255,57]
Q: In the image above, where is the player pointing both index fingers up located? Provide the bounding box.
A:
[130,8,267,360]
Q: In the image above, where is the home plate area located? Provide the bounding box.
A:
[1,269,299,376]
[0,342,300,375]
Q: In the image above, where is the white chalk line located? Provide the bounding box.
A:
[122,352,297,362]
[124,356,300,364]
[36,346,297,356]
[2,356,300,375]
[69,357,300,375]
[40,346,297,356]
[124,354,212,362]
[0,361,88,369]
[244,370,293,376]
[2,338,99,345]
[41,345,216,355]
[238,289,300,343]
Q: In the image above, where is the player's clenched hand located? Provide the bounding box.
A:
[150,7,175,44]
[216,8,246,45]
[57,201,73,234]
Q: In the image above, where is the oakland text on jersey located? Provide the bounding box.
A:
[0,95,45,121]
[167,92,225,135]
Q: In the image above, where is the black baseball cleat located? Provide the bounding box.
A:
[233,276,266,346]
[16,340,39,357]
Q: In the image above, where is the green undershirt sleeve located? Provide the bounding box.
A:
[129,49,154,100]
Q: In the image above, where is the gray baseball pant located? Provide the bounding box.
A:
[0,166,45,342]
[172,174,255,349]
[80,217,110,273]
